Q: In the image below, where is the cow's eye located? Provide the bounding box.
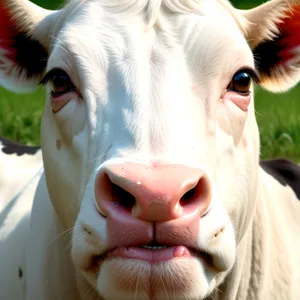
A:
[227,70,254,95]
[42,69,75,97]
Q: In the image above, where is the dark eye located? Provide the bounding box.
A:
[227,70,253,95]
[42,68,75,97]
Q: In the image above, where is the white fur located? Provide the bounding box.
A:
[1,1,300,299]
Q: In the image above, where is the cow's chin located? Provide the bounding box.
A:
[89,257,216,300]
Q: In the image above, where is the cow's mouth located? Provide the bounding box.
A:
[79,243,220,281]
[95,243,213,265]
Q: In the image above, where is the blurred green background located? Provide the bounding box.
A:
[1,0,300,161]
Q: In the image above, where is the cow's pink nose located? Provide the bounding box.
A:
[95,164,212,222]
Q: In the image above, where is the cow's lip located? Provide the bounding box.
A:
[96,244,213,264]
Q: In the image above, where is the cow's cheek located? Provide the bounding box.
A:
[53,96,86,147]
[217,98,248,146]
[40,97,87,228]
[215,98,253,237]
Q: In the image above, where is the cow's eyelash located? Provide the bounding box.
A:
[40,68,68,86]
[40,69,56,86]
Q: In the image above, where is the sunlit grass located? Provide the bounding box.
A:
[0,87,45,146]
[255,87,300,161]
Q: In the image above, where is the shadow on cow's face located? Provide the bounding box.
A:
[1,0,300,299]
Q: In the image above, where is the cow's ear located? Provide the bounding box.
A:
[0,0,56,92]
[241,0,300,92]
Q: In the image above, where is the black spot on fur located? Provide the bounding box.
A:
[18,267,23,278]
[12,32,48,78]
[0,137,40,156]
[260,158,300,200]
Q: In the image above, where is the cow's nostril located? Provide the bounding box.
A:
[179,176,210,211]
[96,164,212,221]
[180,186,197,206]
[111,183,136,209]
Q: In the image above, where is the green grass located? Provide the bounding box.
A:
[31,0,63,9]
[255,87,300,161]
[0,87,45,146]
[1,0,300,161]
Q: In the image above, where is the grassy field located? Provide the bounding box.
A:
[1,0,300,161]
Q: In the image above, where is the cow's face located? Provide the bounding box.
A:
[1,0,300,299]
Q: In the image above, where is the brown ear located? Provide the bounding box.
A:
[0,0,55,92]
[241,0,300,92]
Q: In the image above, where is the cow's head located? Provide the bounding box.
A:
[1,0,300,299]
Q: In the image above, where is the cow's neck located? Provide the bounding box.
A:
[210,167,300,300]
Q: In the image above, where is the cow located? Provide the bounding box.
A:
[0,0,300,299]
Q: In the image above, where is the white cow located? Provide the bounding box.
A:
[0,0,300,299]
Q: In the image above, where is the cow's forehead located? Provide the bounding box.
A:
[49,0,253,85]
[58,0,242,43]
